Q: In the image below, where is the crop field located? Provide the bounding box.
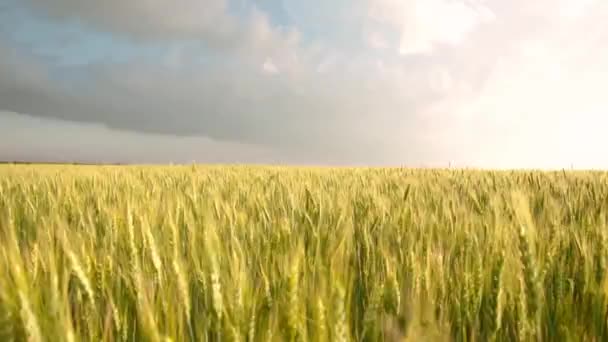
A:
[1,165,608,341]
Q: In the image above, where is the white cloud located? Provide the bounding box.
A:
[367,31,390,50]
[262,58,279,74]
[368,0,494,55]
[315,54,338,73]
[428,67,453,93]
[558,0,597,19]
[421,9,608,168]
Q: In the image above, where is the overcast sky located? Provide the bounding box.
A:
[1,0,607,168]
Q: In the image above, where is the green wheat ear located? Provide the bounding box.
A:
[19,291,42,342]
[65,244,96,307]
[332,283,348,342]
[315,297,327,341]
[363,282,383,340]
[518,225,540,327]
[286,253,301,341]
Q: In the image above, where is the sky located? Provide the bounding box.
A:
[0,0,607,168]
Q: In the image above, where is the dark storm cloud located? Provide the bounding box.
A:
[0,42,441,164]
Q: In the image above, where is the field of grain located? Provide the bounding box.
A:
[1,165,608,341]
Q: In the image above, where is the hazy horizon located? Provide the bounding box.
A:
[1,0,607,169]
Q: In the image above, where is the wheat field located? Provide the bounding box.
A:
[1,164,608,341]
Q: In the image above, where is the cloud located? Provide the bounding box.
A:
[2,0,608,167]
[262,58,279,74]
[420,0,608,168]
[0,110,286,164]
[20,0,235,41]
[0,42,439,165]
[367,0,494,55]
[18,0,303,68]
